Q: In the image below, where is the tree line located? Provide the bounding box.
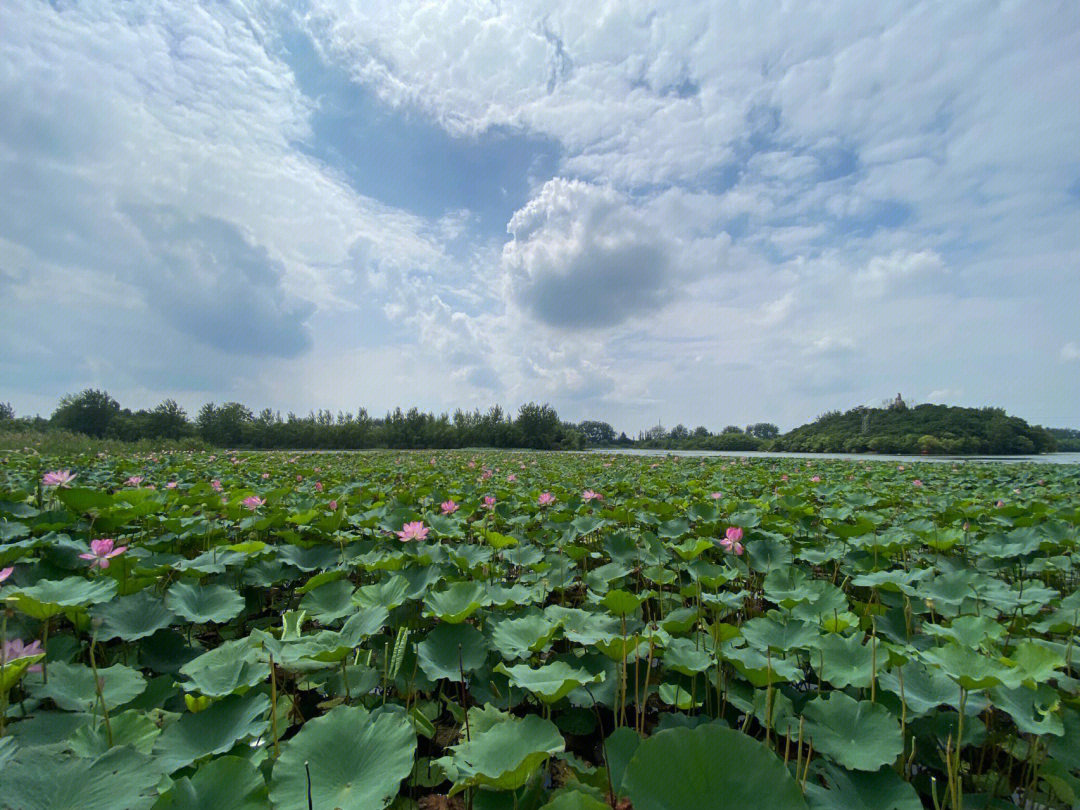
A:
[0,390,777,451]
[2,391,1061,454]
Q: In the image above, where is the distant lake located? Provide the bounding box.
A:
[587,448,1080,466]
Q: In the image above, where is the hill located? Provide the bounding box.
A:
[772,402,1056,455]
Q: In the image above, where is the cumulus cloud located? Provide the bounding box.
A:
[1061,343,1080,363]
[501,179,679,328]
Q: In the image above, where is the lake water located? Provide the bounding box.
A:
[587,448,1080,465]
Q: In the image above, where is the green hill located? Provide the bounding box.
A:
[772,402,1056,455]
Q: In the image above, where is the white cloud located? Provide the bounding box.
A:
[2,0,1080,431]
[856,250,947,297]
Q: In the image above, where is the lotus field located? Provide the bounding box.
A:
[1,449,1079,810]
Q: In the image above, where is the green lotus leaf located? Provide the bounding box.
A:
[31,661,146,712]
[54,487,114,514]
[809,632,876,689]
[67,710,161,757]
[179,638,268,697]
[495,660,604,703]
[0,745,161,810]
[6,576,117,618]
[93,590,177,640]
[152,690,270,773]
[987,683,1064,736]
[604,726,642,799]
[451,544,493,571]
[622,725,808,810]
[442,712,564,795]
[804,762,922,810]
[546,606,620,645]
[298,578,356,622]
[877,660,966,717]
[601,589,642,617]
[155,755,268,810]
[923,615,1005,649]
[490,612,561,660]
[662,637,712,675]
[165,581,246,624]
[746,534,793,573]
[339,605,391,644]
[801,692,903,771]
[423,581,490,623]
[539,789,611,810]
[352,575,411,610]
[658,681,701,709]
[1006,640,1065,685]
[741,616,819,652]
[920,644,1016,690]
[722,644,802,686]
[416,621,489,682]
[270,704,417,810]
[0,652,45,693]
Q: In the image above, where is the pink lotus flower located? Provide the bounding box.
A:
[296,474,303,482]
[430,457,437,466]
[810,476,821,483]
[719,526,744,555]
[166,481,178,489]
[506,473,517,483]
[996,500,1005,508]
[913,479,923,487]
[315,481,323,492]
[211,479,222,491]
[710,491,722,499]
[468,460,477,469]
[780,474,789,482]
[0,566,13,584]
[396,521,429,542]
[538,492,556,507]
[79,538,127,570]
[482,495,496,510]
[440,500,459,515]
[262,473,270,479]
[42,469,76,488]
[582,489,602,502]
[242,495,265,510]
[898,465,905,471]
[328,500,338,511]
[2,638,44,672]
[124,475,143,486]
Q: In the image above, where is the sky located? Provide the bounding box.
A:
[1,1,1079,434]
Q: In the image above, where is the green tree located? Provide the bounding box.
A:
[746,422,780,439]
[515,402,562,449]
[197,402,253,447]
[147,399,190,439]
[578,420,616,445]
[51,389,121,437]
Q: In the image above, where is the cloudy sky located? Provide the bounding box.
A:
[2,1,1078,433]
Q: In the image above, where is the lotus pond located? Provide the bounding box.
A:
[0,450,1078,810]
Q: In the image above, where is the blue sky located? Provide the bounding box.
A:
[1,0,1079,433]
